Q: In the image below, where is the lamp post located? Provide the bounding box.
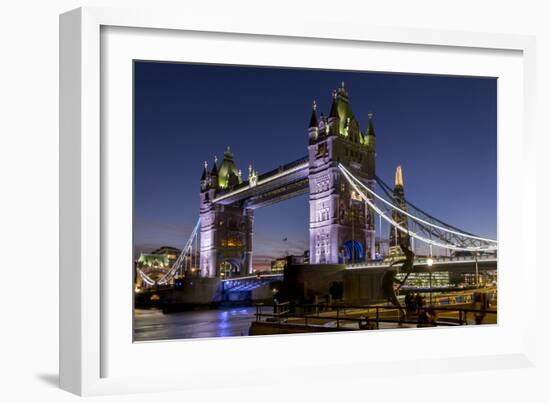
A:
[351,207,355,264]
[474,251,479,288]
[427,256,434,305]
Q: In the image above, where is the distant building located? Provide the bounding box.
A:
[135,252,170,289]
[271,258,286,272]
[388,165,410,260]
[135,246,182,289]
[151,246,181,265]
[396,271,450,288]
[303,250,310,264]
[136,252,170,269]
[271,255,305,272]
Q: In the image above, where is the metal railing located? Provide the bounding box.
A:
[254,302,497,330]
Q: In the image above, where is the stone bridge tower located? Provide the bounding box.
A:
[199,148,254,277]
[307,83,376,264]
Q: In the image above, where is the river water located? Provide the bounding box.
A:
[134,306,270,341]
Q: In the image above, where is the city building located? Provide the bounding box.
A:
[388,165,410,260]
[150,246,181,265]
[270,255,305,272]
[136,252,170,269]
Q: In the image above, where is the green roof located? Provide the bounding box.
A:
[218,147,242,189]
[137,253,169,267]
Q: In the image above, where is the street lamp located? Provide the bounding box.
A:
[474,251,479,288]
[427,257,434,305]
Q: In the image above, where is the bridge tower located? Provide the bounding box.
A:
[388,165,410,258]
[308,83,376,264]
[199,148,254,278]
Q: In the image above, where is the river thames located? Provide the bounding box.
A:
[134,306,271,341]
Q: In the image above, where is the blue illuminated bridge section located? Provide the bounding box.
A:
[220,255,496,292]
[221,273,284,292]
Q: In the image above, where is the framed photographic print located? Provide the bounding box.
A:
[60,6,536,396]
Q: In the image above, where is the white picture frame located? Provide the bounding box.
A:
[60,6,537,396]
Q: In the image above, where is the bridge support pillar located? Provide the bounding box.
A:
[243,207,254,275]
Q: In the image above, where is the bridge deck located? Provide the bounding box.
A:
[213,156,309,208]
[345,255,497,270]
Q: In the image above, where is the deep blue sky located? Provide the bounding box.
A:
[134,62,496,264]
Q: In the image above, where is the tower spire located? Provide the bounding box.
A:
[308,100,319,128]
[200,160,208,181]
[210,155,218,177]
[365,112,375,137]
[329,90,338,118]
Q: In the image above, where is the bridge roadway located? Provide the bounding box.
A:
[221,255,497,291]
[345,255,497,272]
[212,156,309,209]
[139,256,496,293]
[221,273,284,292]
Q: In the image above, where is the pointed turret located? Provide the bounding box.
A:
[365,112,376,137]
[329,90,338,118]
[248,164,258,187]
[308,100,319,144]
[362,111,376,150]
[210,155,218,178]
[337,81,349,100]
[329,82,356,136]
[309,100,319,128]
[200,160,208,181]
[326,89,339,137]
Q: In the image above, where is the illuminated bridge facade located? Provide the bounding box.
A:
[198,83,376,278]
[136,83,497,288]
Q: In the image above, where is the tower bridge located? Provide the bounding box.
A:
[136,82,497,291]
[197,82,377,278]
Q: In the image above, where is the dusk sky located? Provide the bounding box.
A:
[134,62,496,265]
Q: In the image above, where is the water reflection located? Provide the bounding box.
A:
[134,306,269,341]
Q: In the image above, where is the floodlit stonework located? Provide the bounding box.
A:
[199,84,378,277]
[308,83,376,264]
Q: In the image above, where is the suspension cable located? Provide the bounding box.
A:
[157,218,201,285]
[136,268,156,286]
[339,166,496,252]
[375,174,478,237]
[340,164,497,244]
